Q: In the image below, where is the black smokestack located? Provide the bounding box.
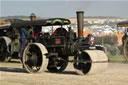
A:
[76,11,84,38]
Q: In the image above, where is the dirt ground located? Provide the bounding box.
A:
[0,60,128,85]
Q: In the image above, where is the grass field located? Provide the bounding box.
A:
[107,55,126,62]
[10,54,126,63]
[68,55,126,62]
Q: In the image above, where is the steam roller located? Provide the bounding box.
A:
[22,43,108,75]
[21,11,108,75]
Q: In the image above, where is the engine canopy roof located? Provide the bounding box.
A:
[117,21,128,27]
[11,18,71,27]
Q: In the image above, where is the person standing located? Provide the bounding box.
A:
[19,26,31,58]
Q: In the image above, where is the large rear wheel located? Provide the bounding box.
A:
[123,38,128,61]
[0,38,9,62]
[22,43,48,73]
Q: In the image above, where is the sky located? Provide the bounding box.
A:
[0,0,128,18]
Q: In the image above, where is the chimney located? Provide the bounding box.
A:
[76,11,84,38]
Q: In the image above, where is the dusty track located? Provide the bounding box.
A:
[0,61,128,85]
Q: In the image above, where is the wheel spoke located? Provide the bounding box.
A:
[26,52,32,57]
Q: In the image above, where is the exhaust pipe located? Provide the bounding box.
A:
[76,11,84,38]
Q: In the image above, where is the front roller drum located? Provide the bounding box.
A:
[123,38,128,61]
[22,43,48,73]
[73,50,108,75]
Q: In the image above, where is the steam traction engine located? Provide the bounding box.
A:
[21,11,108,75]
[0,19,22,62]
[117,21,128,61]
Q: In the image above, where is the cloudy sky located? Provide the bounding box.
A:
[1,0,128,18]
